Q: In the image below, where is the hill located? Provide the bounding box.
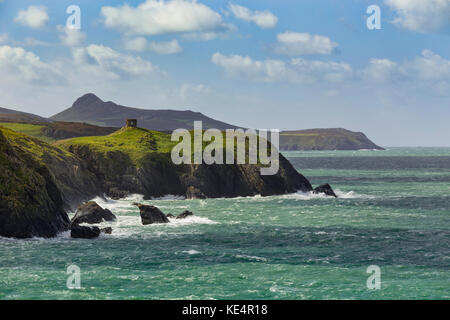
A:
[51,93,238,131]
[0,121,118,143]
[279,128,384,151]
[0,106,50,124]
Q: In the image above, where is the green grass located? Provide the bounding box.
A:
[0,122,56,143]
[56,127,177,166]
[0,126,73,164]
[56,127,273,167]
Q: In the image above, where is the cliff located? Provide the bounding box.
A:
[0,127,69,238]
[57,127,312,201]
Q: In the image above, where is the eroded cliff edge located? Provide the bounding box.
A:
[1,126,312,238]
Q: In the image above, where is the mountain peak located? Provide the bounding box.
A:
[72,93,103,108]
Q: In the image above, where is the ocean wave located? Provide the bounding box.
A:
[183,249,201,255]
[235,254,267,262]
[167,216,218,226]
[151,195,186,201]
[280,189,376,200]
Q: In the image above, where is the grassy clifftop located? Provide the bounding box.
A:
[56,127,176,167]
[0,121,117,143]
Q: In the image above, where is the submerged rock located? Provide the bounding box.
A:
[100,227,113,234]
[313,183,338,198]
[71,225,100,239]
[71,201,116,225]
[176,210,194,219]
[136,204,169,225]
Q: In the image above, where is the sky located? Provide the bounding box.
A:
[0,0,449,147]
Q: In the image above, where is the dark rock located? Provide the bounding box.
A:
[71,201,116,225]
[71,225,100,239]
[137,204,169,225]
[108,187,129,200]
[166,213,175,218]
[100,227,112,234]
[186,186,206,199]
[176,210,194,219]
[313,183,338,198]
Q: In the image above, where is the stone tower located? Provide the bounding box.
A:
[126,119,137,128]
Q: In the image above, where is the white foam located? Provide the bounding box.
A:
[167,216,218,226]
[235,254,267,262]
[151,194,185,201]
[183,250,201,255]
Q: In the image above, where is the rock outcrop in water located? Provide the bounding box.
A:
[313,184,338,198]
[71,201,116,225]
[136,204,170,225]
[176,210,194,219]
[71,225,101,239]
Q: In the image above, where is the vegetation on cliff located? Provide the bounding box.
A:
[57,127,312,200]
[0,127,69,238]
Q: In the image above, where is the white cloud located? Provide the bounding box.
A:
[57,26,86,47]
[124,37,182,54]
[14,6,49,29]
[362,58,399,82]
[403,49,450,81]
[274,32,338,56]
[101,0,226,36]
[73,44,157,80]
[0,45,62,84]
[211,52,352,84]
[362,50,450,88]
[385,0,450,32]
[228,3,277,28]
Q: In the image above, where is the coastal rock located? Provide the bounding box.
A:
[70,225,101,239]
[313,184,338,198]
[176,210,194,219]
[166,213,175,218]
[186,186,206,199]
[0,128,70,238]
[136,204,170,225]
[100,227,113,234]
[71,201,116,225]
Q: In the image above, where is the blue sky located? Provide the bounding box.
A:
[0,0,449,146]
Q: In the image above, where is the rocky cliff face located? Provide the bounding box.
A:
[58,128,313,201]
[0,128,70,238]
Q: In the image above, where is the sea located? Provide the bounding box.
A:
[0,147,449,299]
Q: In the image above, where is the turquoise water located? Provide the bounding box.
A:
[1,148,449,299]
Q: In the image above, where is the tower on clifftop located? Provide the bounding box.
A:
[126,119,137,128]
